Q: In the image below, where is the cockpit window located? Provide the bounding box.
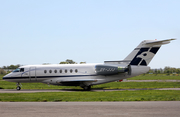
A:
[13,68,24,72]
[13,68,20,72]
[20,68,24,72]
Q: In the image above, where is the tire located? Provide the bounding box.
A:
[16,86,21,90]
[83,86,91,91]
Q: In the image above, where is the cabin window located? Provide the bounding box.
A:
[20,68,24,72]
[75,69,78,73]
[54,70,57,73]
[70,69,73,73]
[49,70,52,73]
[65,69,67,73]
[44,70,47,73]
[59,69,62,73]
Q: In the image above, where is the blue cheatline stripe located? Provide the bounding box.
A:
[3,75,98,79]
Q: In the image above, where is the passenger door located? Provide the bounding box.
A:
[29,67,37,81]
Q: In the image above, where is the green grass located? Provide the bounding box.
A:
[94,82,180,89]
[128,74,180,80]
[0,81,180,90]
[0,90,179,102]
[0,74,4,80]
[1,74,180,102]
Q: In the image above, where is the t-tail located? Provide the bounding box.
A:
[104,39,175,66]
[124,39,175,66]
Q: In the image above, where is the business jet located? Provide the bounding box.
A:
[3,39,175,91]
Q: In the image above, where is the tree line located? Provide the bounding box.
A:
[1,64,21,69]
[148,67,180,75]
[59,59,86,64]
[0,64,21,74]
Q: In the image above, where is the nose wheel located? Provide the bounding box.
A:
[16,83,22,90]
[16,86,21,90]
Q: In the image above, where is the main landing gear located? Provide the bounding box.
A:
[16,82,21,90]
[83,85,91,91]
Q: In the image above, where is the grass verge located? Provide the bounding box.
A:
[0,81,180,90]
[129,74,180,80]
[0,90,179,102]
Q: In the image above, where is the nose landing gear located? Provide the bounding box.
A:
[16,82,22,90]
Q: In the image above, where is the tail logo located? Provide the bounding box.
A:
[137,51,155,61]
[130,47,160,66]
[136,51,155,65]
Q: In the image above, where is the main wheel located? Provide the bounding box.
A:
[16,86,21,90]
[83,85,91,91]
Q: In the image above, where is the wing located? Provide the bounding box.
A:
[57,79,97,86]
[43,78,98,86]
[59,79,97,82]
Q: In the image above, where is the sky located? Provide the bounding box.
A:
[0,0,179,69]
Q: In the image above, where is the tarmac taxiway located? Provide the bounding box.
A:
[0,102,180,117]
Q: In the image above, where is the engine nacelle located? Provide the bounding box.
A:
[130,65,150,76]
[95,64,130,75]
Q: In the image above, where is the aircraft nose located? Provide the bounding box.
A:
[3,75,7,80]
[2,74,10,80]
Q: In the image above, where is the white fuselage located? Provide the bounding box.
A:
[3,64,150,86]
[2,39,174,90]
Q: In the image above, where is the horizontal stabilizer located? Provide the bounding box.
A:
[104,60,131,63]
[145,39,176,46]
[104,60,131,64]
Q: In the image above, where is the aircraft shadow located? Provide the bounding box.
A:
[61,88,160,92]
